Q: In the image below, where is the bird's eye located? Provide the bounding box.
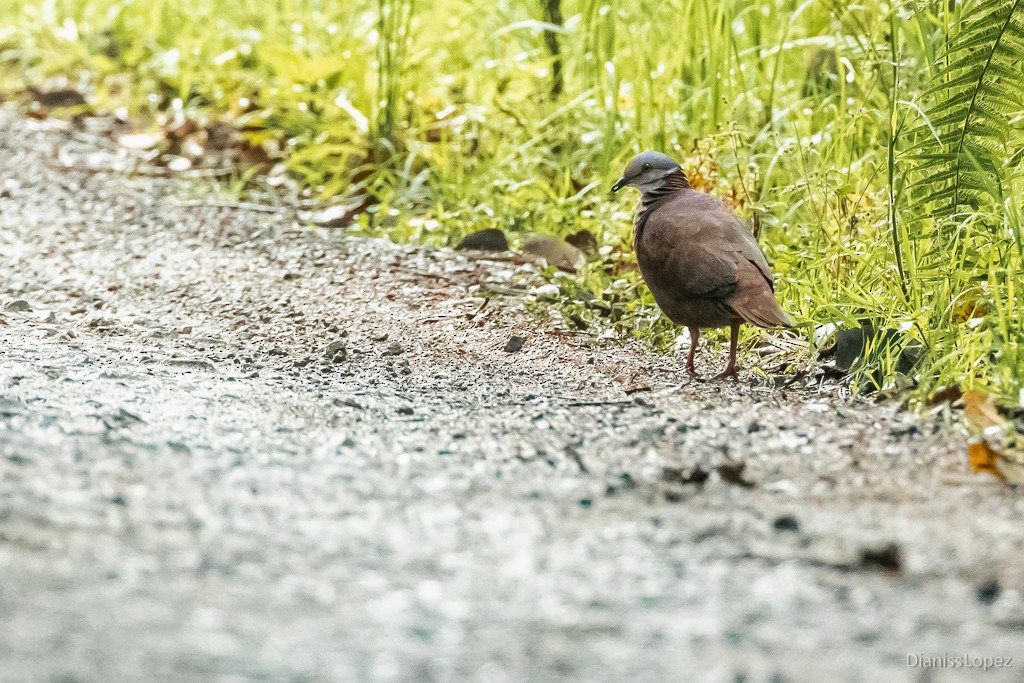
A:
[642,163,652,172]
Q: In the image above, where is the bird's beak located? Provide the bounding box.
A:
[610,177,628,193]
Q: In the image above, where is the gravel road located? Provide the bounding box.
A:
[1,112,1022,683]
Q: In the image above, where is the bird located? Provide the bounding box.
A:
[611,151,793,379]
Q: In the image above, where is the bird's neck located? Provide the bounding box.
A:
[634,170,690,242]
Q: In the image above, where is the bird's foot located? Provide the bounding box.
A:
[713,365,740,381]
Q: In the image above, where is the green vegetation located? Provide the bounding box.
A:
[2,0,1022,402]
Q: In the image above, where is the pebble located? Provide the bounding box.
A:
[325,340,347,363]
[504,336,526,353]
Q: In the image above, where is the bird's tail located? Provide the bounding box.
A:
[732,294,794,329]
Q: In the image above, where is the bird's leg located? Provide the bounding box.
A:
[685,326,700,376]
[715,322,741,380]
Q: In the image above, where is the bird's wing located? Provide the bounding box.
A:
[642,196,792,328]
[641,201,743,299]
[719,217,793,327]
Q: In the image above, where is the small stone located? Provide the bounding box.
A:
[504,336,526,353]
[859,542,902,573]
[772,514,800,532]
[383,341,404,356]
[977,578,1001,605]
[5,300,31,312]
[522,236,584,272]
[456,228,509,251]
[397,406,414,415]
[333,398,362,409]
[325,340,347,363]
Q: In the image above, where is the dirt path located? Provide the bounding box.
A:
[1,113,1021,683]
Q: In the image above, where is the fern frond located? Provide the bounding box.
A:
[909,0,1024,221]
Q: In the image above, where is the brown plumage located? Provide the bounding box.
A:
[611,151,793,379]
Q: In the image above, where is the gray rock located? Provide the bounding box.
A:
[504,335,526,353]
[565,229,599,257]
[325,340,347,363]
[456,228,509,251]
[5,299,30,312]
[522,236,584,272]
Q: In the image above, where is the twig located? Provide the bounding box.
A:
[167,198,293,213]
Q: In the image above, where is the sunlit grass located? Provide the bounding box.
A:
[1,0,1021,404]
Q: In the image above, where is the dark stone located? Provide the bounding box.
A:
[29,87,87,108]
[977,578,1001,604]
[772,514,800,532]
[565,229,599,256]
[660,466,709,485]
[833,322,924,376]
[5,299,30,312]
[325,340,347,363]
[503,336,526,353]
[716,462,755,488]
[456,228,509,251]
[859,542,902,573]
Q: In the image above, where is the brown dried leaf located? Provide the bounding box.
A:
[968,440,1004,481]
[953,298,988,323]
[963,390,1003,431]
[926,385,962,406]
[716,462,756,488]
[28,86,86,109]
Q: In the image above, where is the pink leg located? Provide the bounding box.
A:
[715,323,741,380]
[686,326,700,376]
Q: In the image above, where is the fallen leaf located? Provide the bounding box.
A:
[716,462,755,488]
[953,298,988,323]
[963,390,1002,430]
[968,440,1005,481]
[926,385,962,406]
[28,86,86,109]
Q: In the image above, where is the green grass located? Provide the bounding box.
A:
[1,0,1022,404]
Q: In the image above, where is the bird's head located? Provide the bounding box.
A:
[611,152,688,194]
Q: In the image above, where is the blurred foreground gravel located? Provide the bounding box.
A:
[1,112,1022,683]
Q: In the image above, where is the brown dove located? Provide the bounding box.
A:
[611,151,793,379]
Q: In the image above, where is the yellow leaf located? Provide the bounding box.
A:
[953,298,988,323]
[968,440,1004,481]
